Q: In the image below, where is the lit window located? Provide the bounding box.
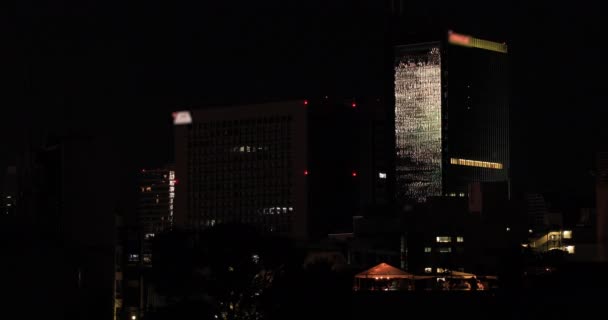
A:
[424,247,432,253]
[128,254,139,262]
[456,236,464,243]
[565,245,575,254]
[437,268,446,274]
[378,172,387,179]
[438,247,452,253]
[436,236,451,243]
[424,267,432,273]
[563,230,572,239]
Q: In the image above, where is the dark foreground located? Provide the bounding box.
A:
[352,289,603,320]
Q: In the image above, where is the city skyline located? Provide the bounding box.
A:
[3,2,608,319]
[2,1,607,197]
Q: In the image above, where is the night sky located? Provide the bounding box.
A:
[3,0,607,197]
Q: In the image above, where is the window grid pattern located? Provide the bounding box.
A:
[395,46,442,202]
[186,116,294,233]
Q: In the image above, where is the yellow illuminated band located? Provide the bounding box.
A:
[450,158,503,170]
[448,32,508,54]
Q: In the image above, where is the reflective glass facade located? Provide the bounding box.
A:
[394,44,443,202]
[394,34,510,203]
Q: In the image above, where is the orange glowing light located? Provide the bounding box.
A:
[449,33,471,46]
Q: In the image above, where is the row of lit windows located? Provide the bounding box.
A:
[189,218,293,233]
[188,131,291,142]
[424,267,465,274]
[436,236,464,243]
[193,116,292,128]
[425,247,459,253]
[450,158,503,169]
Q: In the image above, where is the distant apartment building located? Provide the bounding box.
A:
[137,166,175,264]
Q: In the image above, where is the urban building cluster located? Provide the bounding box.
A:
[2,29,607,320]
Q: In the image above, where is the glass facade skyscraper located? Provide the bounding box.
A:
[394,32,509,203]
[394,44,443,202]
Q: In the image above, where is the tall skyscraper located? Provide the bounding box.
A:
[394,31,509,203]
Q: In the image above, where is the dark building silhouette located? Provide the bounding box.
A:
[597,152,608,260]
[173,99,389,239]
[393,31,510,203]
[113,166,176,320]
[12,135,117,320]
[2,166,17,216]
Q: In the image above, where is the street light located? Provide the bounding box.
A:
[131,315,137,320]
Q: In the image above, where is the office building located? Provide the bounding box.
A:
[394,31,509,203]
[137,166,175,264]
[174,99,387,239]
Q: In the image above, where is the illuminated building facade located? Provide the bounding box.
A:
[136,166,175,264]
[394,31,510,202]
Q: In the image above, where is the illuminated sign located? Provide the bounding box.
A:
[172,111,192,125]
[448,31,508,54]
[448,32,471,46]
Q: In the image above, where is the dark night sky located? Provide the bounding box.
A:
[3,0,608,196]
